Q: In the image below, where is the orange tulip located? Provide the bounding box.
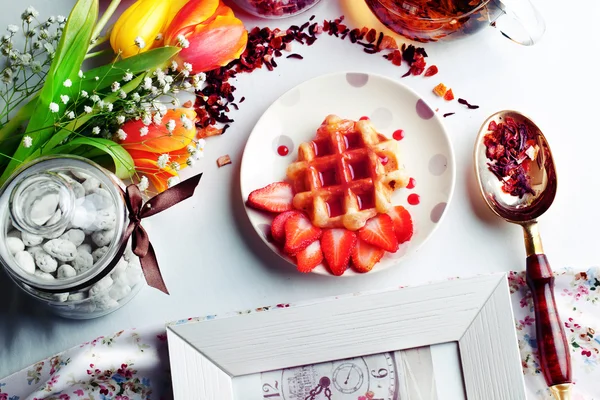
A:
[164,0,248,73]
[119,108,198,192]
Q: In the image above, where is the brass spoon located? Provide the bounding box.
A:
[474,110,571,400]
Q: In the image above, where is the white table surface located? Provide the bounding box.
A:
[1,0,598,379]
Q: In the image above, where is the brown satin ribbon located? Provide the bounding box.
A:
[121,173,203,295]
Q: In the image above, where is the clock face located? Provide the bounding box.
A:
[260,353,397,400]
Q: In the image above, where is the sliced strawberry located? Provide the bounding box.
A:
[321,229,357,276]
[358,214,398,253]
[296,240,323,273]
[247,182,294,213]
[284,213,321,255]
[387,206,414,244]
[352,239,385,273]
[271,210,302,244]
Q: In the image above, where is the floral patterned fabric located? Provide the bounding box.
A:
[1,268,598,400]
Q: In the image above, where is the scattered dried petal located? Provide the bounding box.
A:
[217,155,232,168]
[433,83,448,97]
[424,65,438,77]
[444,89,455,101]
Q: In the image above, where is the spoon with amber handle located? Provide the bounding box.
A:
[474,110,571,400]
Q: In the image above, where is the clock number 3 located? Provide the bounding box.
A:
[371,368,389,379]
[262,382,281,398]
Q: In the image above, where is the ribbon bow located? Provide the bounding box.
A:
[121,173,203,294]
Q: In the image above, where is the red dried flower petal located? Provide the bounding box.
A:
[424,65,438,77]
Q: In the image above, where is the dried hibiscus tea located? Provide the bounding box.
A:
[433,83,447,97]
[483,117,539,198]
[217,155,232,168]
[424,65,438,77]
[443,88,455,101]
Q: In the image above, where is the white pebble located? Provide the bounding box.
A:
[113,258,128,274]
[43,239,77,262]
[123,245,134,261]
[45,209,62,226]
[77,243,92,254]
[60,229,85,246]
[126,265,143,286]
[71,201,97,229]
[57,264,76,279]
[74,301,96,313]
[112,270,129,286]
[7,230,21,239]
[43,226,67,240]
[26,246,44,257]
[89,275,113,296]
[35,251,58,273]
[21,231,43,246]
[94,294,119,311]
[34,270,55,280]
[108,282,131,301]
[14,251,35,274]
[70,169,90,180]
[30,193,59,226]
[67,292,86,301]
[94,209,116,230]
[91,229,114,247]
[86,188,113,210]
[73,248,93,272]
[82,177,101,193]
[92,246,109,262]
[6,237,24,255]
[59,173,85,198]
[52,293,69,302]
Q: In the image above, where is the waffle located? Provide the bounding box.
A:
[287,115,408,231]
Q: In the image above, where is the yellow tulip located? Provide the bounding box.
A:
[110,0,171,59]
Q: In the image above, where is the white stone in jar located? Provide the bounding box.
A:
[43,239,77,262]
[67,292,86,301]
[92,246,109,262]
[7,230,21,239]
[43,226,67,240]
[94,209,117,230]
[108,282,131,301]
[6,237,24,255]
[35,251,58,273]
[91,229,114,247]
[29,193,59,226]
[14,250,35,274]
[113,258,128,274]
[82,177,101,193]
[59,173,85,198]
[74,301,96,313]
[34,270,55,280]
[45,209,62,226]
[57,264,76,279]
[77,243,92,254]
[86,188,113,210]
[125,263,143,286]
[89,275,113,296]
[52,293,69,302]
[70,169,90,181]
[73,248,93,272]
[26,245,44,257]
[71,200,97,229]
[94,294,119,311]
[21,231,43,246]
[60,229,85,246]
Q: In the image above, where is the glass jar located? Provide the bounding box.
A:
[0,156,144,319]
[231,0,322,19]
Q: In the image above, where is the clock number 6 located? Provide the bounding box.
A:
[371,368,388,379]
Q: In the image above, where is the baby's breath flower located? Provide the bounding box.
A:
[63,79,72,87]
[78,70,83,78]
[47,16,55,23]
[157,154,169,169]
[171,98,179,106]
[92,126,100,135]
[142,114,151,125]
[170,161,181,171]
[183,62,193,72]
[123,71,133,82]
[19,53,32,65]
[186,145,196,154]
[193,72,206,83]
[170,60,178,71]
[180,114,193,130]
[1,68,12,83]
[134,36,146,49]
[116,129,127,140]
[22,135,32,148]
[60,94,69,104]
[182,70,190,78]
[90,94,100,103]
[166,119,176,133]
[143,77,152,90]
[94,76,99,81]
[139,126,149,136]
[186,157,195,167]
[197,138,206,151]
[56,15,66,23]
[66,111,75,119]
[84,105,92,113]
[155,33,163,41]
[30,60,41,73]
[167,176,180,188]
[80,90,88,98]
[176,34,190,49]
[182,81,192,89]
[43,43,54,54]
[150,86,159,95]
[111,81,120,92]
[165,75,174,84]
[97,100,105,108]
[104,102,113,112]
[137,176,149,191]
[49,102,59,113]
[116,115,125,124]
[132,92,141,102]
[162,83,170,94]
[7,25,19,34]
[152,113,162,125]
[118,90,127,99]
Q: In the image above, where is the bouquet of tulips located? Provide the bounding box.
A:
[0,0,248,192]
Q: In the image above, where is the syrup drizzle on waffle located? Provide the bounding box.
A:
[287,115,408,231]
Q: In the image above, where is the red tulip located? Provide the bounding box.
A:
[164,0,248,73]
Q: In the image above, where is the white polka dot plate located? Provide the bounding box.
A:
[240,72,455,276]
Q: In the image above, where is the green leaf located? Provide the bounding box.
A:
[47,137,135,179]
[0,0,98,185]
[72,47,180,96]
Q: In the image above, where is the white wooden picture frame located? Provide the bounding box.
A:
[167,273,526,400]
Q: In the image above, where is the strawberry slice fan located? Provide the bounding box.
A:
[246,115,414,275]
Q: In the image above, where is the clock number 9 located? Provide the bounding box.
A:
[262,383,281,398]
[371,368,388,379]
